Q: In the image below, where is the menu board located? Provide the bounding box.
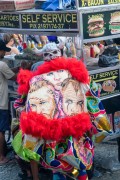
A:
[21,13,78,30]
[83,10,120,39]
[79,0,120,7]
[0,14,19,29]
[90,69,120,97]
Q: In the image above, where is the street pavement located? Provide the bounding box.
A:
[1,141,120,180]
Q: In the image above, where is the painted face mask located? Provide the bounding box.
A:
[32,42,62,61]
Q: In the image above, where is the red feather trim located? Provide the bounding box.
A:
[17,57,89,95]
[17,69,33,95]
[20,111,92,141]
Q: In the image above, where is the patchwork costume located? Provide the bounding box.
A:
[12,57,112,180]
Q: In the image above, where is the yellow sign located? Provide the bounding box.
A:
[90,69,119,97]
[95,76,117,82]
[79,0,120,7]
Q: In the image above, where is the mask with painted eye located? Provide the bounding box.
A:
[32,42,62,61]
[43,49,61,61]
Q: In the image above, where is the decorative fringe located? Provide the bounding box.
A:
[20,111,92,141]
[17,69,33,95]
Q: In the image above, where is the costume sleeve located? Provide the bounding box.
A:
[14,94,26,117]
[11,95,26,137]
[0,61,15,79]
[86,79,112,143]
[14,95,26,109]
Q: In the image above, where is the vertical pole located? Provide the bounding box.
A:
[79,11,84,62]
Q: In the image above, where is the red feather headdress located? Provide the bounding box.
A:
[18,57,89,95]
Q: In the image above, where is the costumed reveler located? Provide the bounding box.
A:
[12,43,112,180]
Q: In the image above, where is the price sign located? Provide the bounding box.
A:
[0,14,19,28]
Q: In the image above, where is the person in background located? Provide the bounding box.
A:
[3,34,20,55]
[0,39,20,165]
[40,36,48,46]
[0,39,31,165]
[13,34,23,45]
[27,35,48,47]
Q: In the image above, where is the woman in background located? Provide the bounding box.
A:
[3,34,20,55]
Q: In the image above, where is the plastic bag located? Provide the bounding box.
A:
[103,46,119,56]
[98,46,119,67]
[42,0,75,11]
[98,55,119,67]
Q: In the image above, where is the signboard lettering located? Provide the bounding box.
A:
[21,13,77,30]
[79,0,120,7]
[0,14,19,28]
[83,10,120,39]
[90,69,120,97]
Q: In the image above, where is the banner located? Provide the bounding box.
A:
[90,69,120,97]
[0,14,19,28]
[21,13,78,30]
[83,10,120,39]
[79,0,120,7]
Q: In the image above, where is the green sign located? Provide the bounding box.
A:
[83,10,120,39]
[79,0,120,7]
[91,69,120,97]
[21,13,78,30]
[0,14,19,28]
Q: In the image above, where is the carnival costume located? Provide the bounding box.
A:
[12,43,112,180]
